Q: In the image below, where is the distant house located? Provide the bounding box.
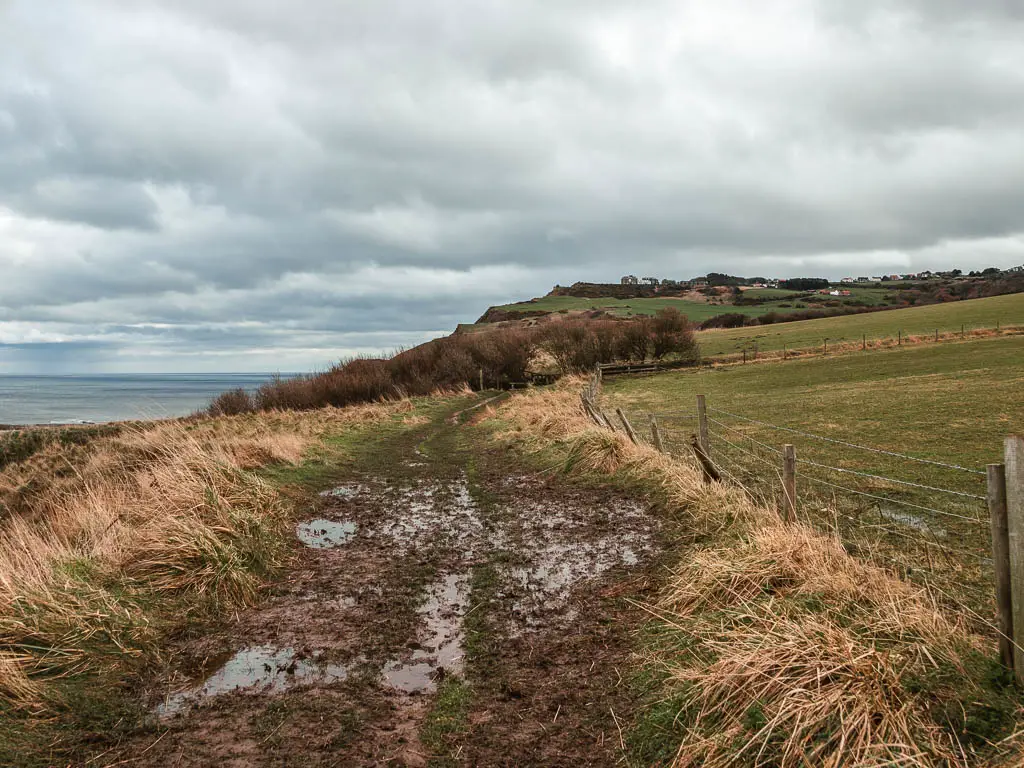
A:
[856,277,869,283]
[888,275,900,281]
[621,275,639,285]
[661,278,679,287]
[1008,265,1024,273]
[752,282,766,288]
[641,277,660,286]
[869,276,883,282]
[902,273,917,280]
[693,277,709,287]
[841,277,854,283]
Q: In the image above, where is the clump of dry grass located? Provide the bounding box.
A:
[674,614,964,767]
[492,379,1010,766]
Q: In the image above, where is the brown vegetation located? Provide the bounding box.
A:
[208,311,701,416]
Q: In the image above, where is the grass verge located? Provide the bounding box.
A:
[0,399,420,765]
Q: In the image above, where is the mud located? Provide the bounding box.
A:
[107,404,664,767]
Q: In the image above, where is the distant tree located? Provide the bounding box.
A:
[779,278,829,291]
[706,272,743,287]
[982,267,1000,275]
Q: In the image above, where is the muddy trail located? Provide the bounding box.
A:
[112,399,666,766]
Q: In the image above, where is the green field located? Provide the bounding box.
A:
[699,292,1024,356]
[486,295,777,322]
[603,333,1024,611]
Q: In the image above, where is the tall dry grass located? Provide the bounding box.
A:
[0,400,409,712]
[494,381,1014,766]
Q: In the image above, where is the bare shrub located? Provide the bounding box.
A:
[651,308,699,362]
[616,316,652,361]
[207,387,254,416]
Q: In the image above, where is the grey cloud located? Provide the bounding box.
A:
[1,0,1023,372]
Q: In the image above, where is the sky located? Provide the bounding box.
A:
[2,1,1023,373]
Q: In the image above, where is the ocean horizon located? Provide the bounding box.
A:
[0,373,298,426]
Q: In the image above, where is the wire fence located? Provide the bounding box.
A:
[615,397,997,628]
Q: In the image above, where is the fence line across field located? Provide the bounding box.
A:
[577,371,1024,680]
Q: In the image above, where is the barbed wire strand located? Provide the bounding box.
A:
[707,429,782,471]
[705,416,784,455]
[705,405,987,475]
[799,473,984,523]
[795,458,987,501]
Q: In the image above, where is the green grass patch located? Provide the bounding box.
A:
[421,676,472,767]
[698,292,1024,356]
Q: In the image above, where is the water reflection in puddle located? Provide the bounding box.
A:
[297,519,357,548]
[879,506,944,537]
[382,573,469,694]
[319,485,362,500]
[156,646,351,718]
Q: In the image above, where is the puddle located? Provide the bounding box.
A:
[297,519,357,548]
[382,572,469,694]
[879,506,944,537]
[156,646,352,718]
[319,485,362,499]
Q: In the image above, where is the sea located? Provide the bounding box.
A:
[0,373,292,426]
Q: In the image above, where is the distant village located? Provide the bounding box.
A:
[620,265,1024,290]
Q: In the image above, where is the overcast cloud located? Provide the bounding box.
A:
[2,0,1023,372]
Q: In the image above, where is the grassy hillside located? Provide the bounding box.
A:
[482,294,769,322]
[605,333,1023,473]
[699,291,1024,356]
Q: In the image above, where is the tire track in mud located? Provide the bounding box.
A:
[112,403,664,767]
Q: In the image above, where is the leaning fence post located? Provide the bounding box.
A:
[696,394,710,457]
[650,415,665,453]
[1005,435,1024,679]
[782,444,797,522]
[989,463,1014,672]
[616,408,639,445]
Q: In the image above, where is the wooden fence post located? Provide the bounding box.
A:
[783,345,787,361]
[696,394,710,457]
[479,368,484,392]
[989,463,1014,672]
[898,330,902,346]
[690,435,721,484]
[935,328,939,342]
[862,334,866,351]
[1005,436,1024,679]
[823,339,828,356]
[616,408,639,445]
[742,350,746,364]
[650,415,665,453]
[782,444,797,522]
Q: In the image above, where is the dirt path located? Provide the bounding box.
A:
[109,400,664,767]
